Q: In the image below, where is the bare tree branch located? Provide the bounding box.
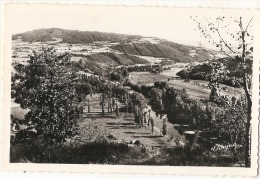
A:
[215,28,236,54]
[234,79,243,88]
[220,49,236,60]
[245,17,253,32]
[217,96,247,124]
[239,17,244,32]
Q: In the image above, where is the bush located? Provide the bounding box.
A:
[10,139,130,164]
[159,144,244,166]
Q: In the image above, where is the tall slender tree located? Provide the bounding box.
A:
[192,16,253,167]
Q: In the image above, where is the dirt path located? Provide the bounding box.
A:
[80,94,183,149]
[89,115,170,149]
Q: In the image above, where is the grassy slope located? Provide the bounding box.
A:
[85,53,149,66]
[112,42,211,62]
[71,53,150,74]
[129,71,243,100]
[111,42,214,63]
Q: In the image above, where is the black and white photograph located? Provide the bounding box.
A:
[1,3,259,176]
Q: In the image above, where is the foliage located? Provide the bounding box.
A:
[75,82,92,101]
[176,69,190,79]
[192,17,253,58]
[128,81,212,129]
[192,16,253,167]
[211,96,247,144]
[130,92,146,108]
[111,41,213,63]
[10,139,130,164]
[176,58,250,88]
[162,87,210,127]
[117,64,160,73]
[12,28,132,43]
[109,68,129,82]
[10,137,243,166]
[11,47,80,143]
[150,88,164,112]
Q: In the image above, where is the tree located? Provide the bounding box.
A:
[162,87,192,125]
[11,47,80,143]
[150,88,164,112]
[75,82,92,102]
[162,117,168,136]
[212,96,246,145]
[154,81,169,91]
[100,93,106,117]
[192,16,253,167]
[130,92,146,108]
[176,69,190,79]
[130,92,146,126]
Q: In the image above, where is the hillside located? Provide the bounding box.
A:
[12,28,139,43]
[12,28,218,73]
[71,53,149,74]
[111,41,213,62]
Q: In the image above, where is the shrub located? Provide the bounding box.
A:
[10,139,130,164]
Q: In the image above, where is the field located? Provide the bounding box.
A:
[132,55,164,64]
[129,67,244,99]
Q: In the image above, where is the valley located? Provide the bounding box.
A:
[10,28,247,166]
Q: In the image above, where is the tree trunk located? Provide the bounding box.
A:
[240,20,251,167]
[102,103,104,117]
[88,99,90,113]
[245,99,252,167]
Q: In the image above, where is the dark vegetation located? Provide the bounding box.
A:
[127,80,246,146]
[10,138,244,166]
[12,28,139,43]
[10,139,131,164]
[70,53,149,75]
[11,48,80,143]
[190,16,253,167]
[114,64,161,73]
[71,57,107,75]
[128,81,212,128]
[129,144,244,166]
[111,42,213,62]
[176,57,252,87]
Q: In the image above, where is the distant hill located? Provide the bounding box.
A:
[13,28,218,72]
[12,28,140,43]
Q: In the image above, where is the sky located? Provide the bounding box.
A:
[5,4,255,49]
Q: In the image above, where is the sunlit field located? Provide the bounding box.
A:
[129,67,243,100]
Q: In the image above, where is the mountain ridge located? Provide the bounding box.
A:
[12,28,219,74]
[12,28,143,43]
